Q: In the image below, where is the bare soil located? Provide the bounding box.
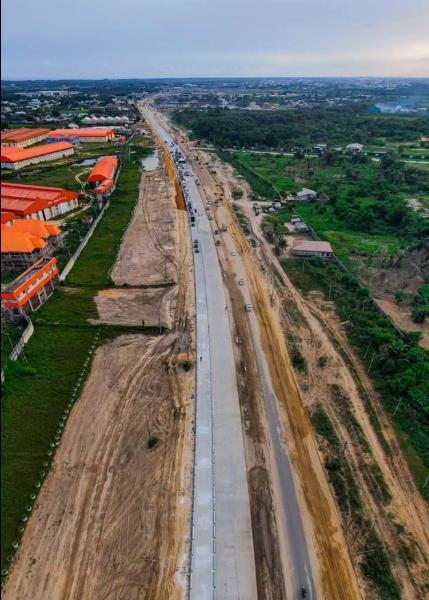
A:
[112,167,178,286]
[91,286,177,329]
[3,335,193,600]
[375,298,429,349]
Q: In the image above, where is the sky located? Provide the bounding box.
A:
[2,0,429,79]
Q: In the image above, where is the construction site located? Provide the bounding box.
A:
[3,103,429,600]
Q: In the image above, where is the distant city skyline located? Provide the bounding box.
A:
[2,0,429,79]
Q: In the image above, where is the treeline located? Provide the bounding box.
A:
[172,107,429,149]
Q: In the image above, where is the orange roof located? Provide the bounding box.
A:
[87,156,118,183]
[7,219,61,239]
[1,181,78,203]
[1,128,51,144]
[1,229,47,253]
[48,128,115,138]
[1,142,74,163]
[95,179,114,193]
[1,211,15,223]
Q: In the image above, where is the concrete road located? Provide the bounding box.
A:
[219,221,318,599]
[142,106,257,600]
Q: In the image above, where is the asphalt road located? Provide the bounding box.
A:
[142,106,257,600]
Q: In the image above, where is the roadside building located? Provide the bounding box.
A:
[1,141,74,170]
[1,128,51,148]
[1,257,59,314]
[1,182,79,220]
[88,156,118,187]
[292,240,333,258]
[46,128,115,143]
[345,143,364,155]
[296,188,318,203]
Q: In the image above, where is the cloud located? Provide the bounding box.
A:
[1,0,428,78]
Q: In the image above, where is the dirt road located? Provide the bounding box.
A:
[3,137,195,600]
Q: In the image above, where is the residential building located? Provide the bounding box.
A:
[1,182,79,219]
[292,240,333,258]
[1,257,59,314]
[296,188,318,202]
[1,128,51,148]
[46,127,115,143]
[1,142,74,170]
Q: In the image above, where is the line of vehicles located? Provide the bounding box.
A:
[169,140,253,314]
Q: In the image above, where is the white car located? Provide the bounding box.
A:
[238,279,245,286]
[245,304,253,312]
[231,250,236,256]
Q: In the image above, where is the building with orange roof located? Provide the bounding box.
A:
[1,128,51,148]
[1,257,59,314]
[1,141,74,170]
[1,181,79,219]
[1,229,49,272]
[46,128,115,143]
[4,219,63,251]
[87,156,118,185]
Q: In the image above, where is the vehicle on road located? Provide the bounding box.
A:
[209,216,214,220]
[215,240,221,246]
[245,303,253,312]
[231,250,236,256]
[238,279,245,285]
[214,229,219,234]
[194,247,200,253]
[221,224,227,232]
[301,587,308,598]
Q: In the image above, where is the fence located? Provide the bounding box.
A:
[8,318,34,362]
[59,199,111,282]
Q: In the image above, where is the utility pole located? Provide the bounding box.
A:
[368,351,376,372]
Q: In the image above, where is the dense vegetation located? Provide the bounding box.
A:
[173,106,429,149]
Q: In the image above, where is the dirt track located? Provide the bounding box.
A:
[3,137,195,599]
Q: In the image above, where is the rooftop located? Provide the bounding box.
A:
[1,128,51,144]
[1,141,74,163]
[1,229,47,253]
[293,240,333,253]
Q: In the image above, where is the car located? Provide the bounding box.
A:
[209,216,214,220]
[194,247,200,253]
[231,250,236,256]
[301,588,307,598]
[214,229,219,234]
[238,279,245,285]
[215,240,221,246]
[245,304,252,312]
